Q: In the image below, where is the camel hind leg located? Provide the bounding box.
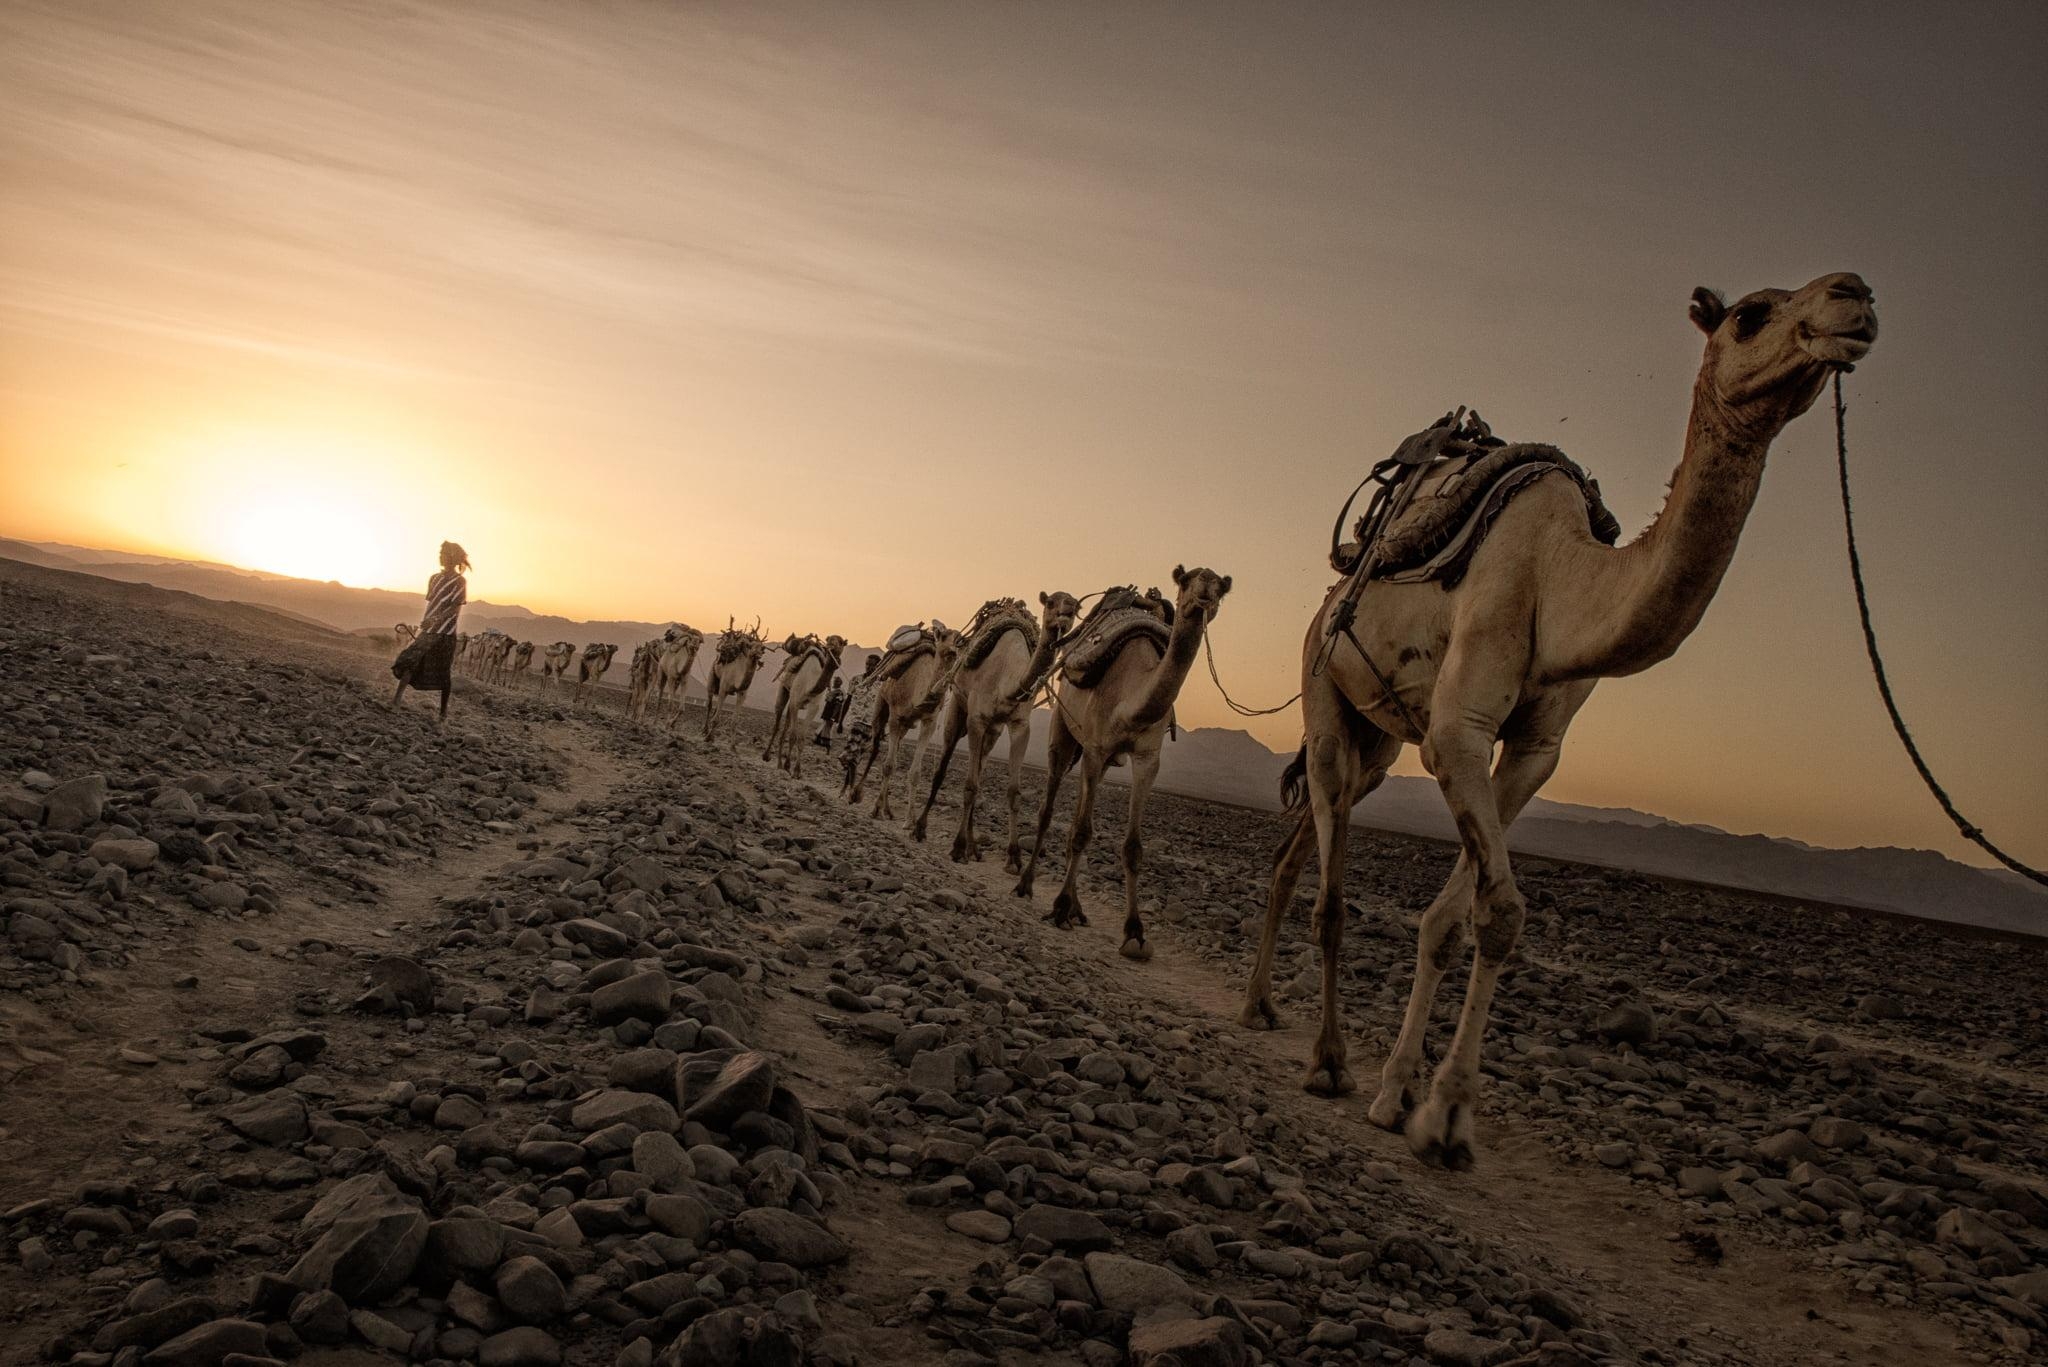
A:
[951,718,992,862]
[1240,807,1313,1029]
[1001,716,1029,874]
[1048,752,1104,929]
[911,696,965,844]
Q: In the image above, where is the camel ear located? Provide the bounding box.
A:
[1171,564,1187,586]
[1218,575,1232,596]
[1689,287,1726,335]
[1039,591,1049,606]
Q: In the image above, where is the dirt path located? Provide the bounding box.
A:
[766,760,1974,1367]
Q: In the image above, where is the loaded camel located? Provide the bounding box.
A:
[1014,569,1231,961]
[702,618,771,744]
[763,633,847,775]
[654,626,706,726]
[1238,272,1878,1170]
[847,624,965,820]
[626,642,660,721]
[573,643,619,710]
[540,641,575,693]
[506,640,535,685]
[911,592,1081,869]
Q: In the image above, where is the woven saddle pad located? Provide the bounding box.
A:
[1058,606,1170,689]
[1374,443,1620,588]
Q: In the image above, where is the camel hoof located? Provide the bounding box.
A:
[1406,1102,1476,1171]
[910,821,927,843]
[1303,1061,1356,1098]
[948,839,968,863]
[1365,1087,1411,1131]
[1012,879,1033,899]
[1003,853,1022,876]
[1044,907,1074,930]
[1237,998,1282,1031]
[1118,937,1152,962]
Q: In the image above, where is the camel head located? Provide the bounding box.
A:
[779,633,802,654]
[1689,272,1876,433]
[1168,564,1232,626]
[823,633,846,658]
[933,626,966,668]
[1038,590,1082,639]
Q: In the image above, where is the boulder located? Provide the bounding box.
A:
[1128,1315,1247,1367]
[89,837,159,872]
[1084,1252,1194,1313]
[139,1319,267,1367]
[42,775,107,832]
[678,1051,776,1129]
[730,1208,850,1267]
[1012,1204,1113,1251]
[592,972,672,1026]
[220,1094,308,1147]
[570,1088,678,1134]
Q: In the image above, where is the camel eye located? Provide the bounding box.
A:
[1731,303,1770,340]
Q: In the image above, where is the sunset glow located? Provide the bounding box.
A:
[1,0,2042,870]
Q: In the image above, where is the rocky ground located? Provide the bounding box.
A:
[1,556,2041,1367]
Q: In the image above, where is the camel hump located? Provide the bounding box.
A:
[1372,442,1621,589]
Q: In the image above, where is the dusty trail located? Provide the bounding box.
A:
[748,752,1976,1367]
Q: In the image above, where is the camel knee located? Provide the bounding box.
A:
[1427,919,1468,973]
[1121,829,1141,871]
[1473,896,1524,965]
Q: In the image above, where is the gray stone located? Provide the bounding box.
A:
[220,1094,308,1146]
[592,972,672,1026]
[140,1319,267,1367]
[570,1088,678,1134]
[730,1208,850,1267]
[1012,1204,1113,1251]
[1128,1315,1246,1367]
[944,1210,1011,1243]
[1594,1002,1655,1045]
[1084,1252,1193,1313]
[89,837,159,871]
[679,1051,776,1129]
[42,775,107,832]
[287,1198,428,1304]
[478,1326,563,1367]
[1423,1327,1511,1366]
[495,1255,567,1324]
[631,1131,695,1191]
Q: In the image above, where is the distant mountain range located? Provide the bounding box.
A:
[6,537,2041,936]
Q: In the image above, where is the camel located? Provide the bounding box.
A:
[540,641,575,693]
[1237,273,1877,1171]
[848,625,967,821]
[1013,568,1231,960]
[911,592,1081,870]
[762,633,847,775]
[482,633,516,685]
[574,643,619,710]
[626,641,660,721]
[702,617,771,744]
[506,640,535,685]
[653,626,706,725]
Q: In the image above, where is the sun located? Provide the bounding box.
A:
[214,483,397,587]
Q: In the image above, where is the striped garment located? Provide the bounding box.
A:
[419,569,467,636]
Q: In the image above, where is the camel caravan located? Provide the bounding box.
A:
[387,273,1876,1170]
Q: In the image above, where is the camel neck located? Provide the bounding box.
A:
[1125,609,1206,730]
[1561,375,1773,678]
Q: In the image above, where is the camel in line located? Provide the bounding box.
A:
[848,625,965,821]
[506,640,535,685]
[626,641,660,721]
[911,592,1080,870]
[763,633,847,775]
[654,626,706,725]
[540,642,575,693]
[1014,569,1230,962]
[482,633,516,685]
[702,618,771,744]
[1238,272,1878,1171]
[574,643,619,710]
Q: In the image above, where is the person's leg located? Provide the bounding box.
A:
[438,686,451,720]
[390,682,408,708]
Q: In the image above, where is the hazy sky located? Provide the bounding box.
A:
[3,1,2043,868]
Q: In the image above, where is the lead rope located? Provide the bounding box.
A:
[1202,630,1301,717]
[1833,372,2046,887]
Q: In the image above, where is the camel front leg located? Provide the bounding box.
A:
[1117,750,1161,961]
[1366,856,1475,1129]
[899,716,935,824]
[1404,724,1527,1170]
[1240,809,1314,1029]
[1014,717,1078,899]
[1049,754,1104,930]
[1001,717,1029,874]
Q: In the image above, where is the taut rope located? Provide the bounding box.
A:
[1832,372,2045,887]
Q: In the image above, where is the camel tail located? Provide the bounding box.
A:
[1279,743,1309,813]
